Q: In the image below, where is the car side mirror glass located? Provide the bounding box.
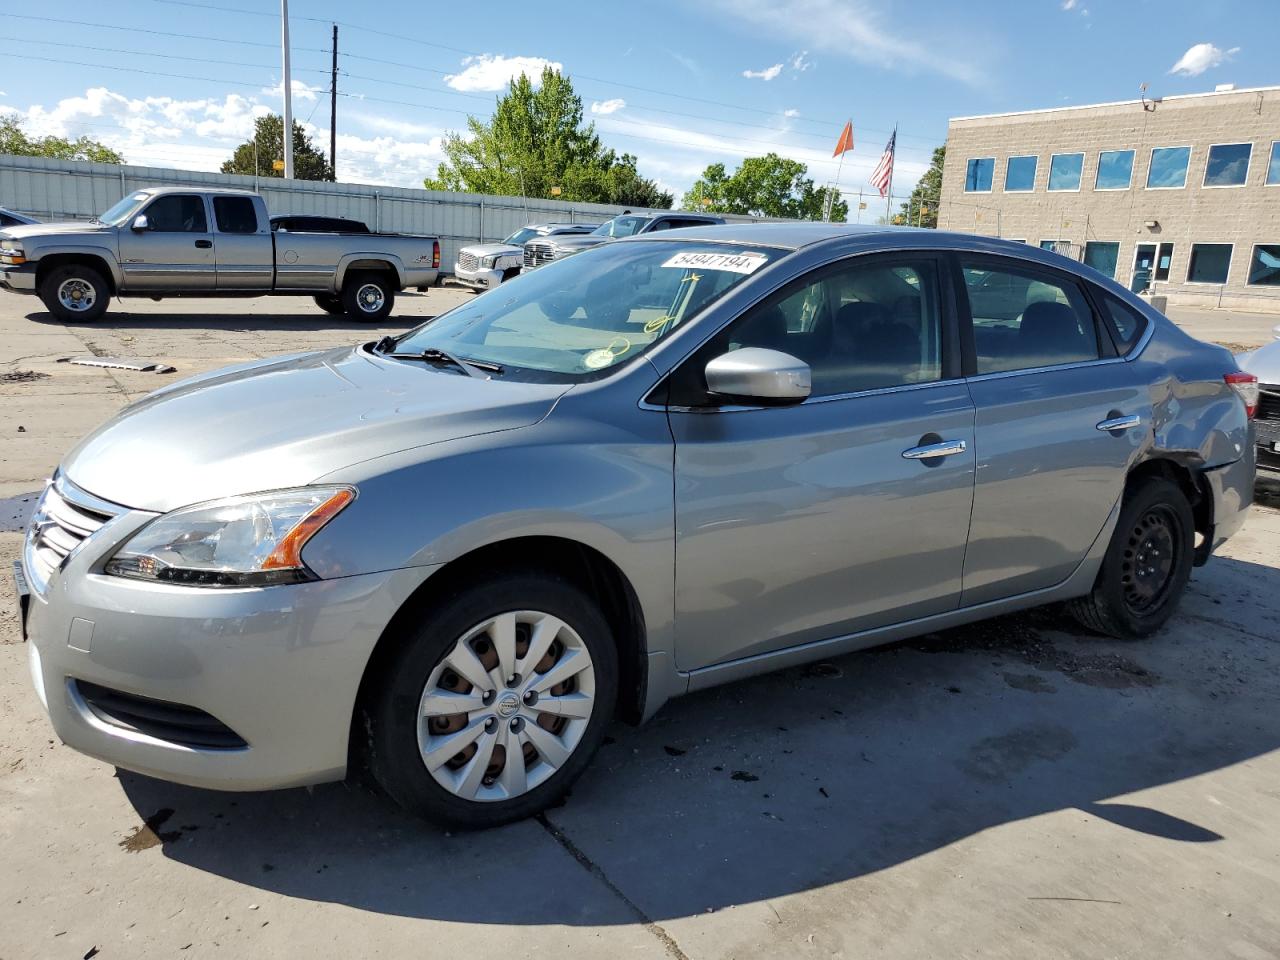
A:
[131,214,149,231]
[704,348,811,405]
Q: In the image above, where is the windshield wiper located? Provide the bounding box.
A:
[383,346,504,378]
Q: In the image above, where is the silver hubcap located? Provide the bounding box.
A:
[417,611,596,802]
[356,283,384,313]
[57,278,96,312]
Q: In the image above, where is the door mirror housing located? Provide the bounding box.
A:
[131,214,149,232]
[704,348,811,405]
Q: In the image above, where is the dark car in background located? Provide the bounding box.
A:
[270,215,371,233]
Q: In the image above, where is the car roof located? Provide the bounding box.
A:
[132,186,260,199]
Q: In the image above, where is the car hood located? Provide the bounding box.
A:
[60,345,569,512]
[459,242,521,258]
[1236,332,1280,384]
[549,235,609,253]
[1,220,113,241]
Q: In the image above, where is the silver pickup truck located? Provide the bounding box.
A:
[0,187,440,322]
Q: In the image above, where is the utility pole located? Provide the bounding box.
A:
[281,0,294,180]
[329,24,338,181]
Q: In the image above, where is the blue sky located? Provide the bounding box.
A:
[1,0,1275,202]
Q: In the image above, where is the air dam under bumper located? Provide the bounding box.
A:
[28,562,435,791]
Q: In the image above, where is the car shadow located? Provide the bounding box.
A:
[24,305,429,334]
[117,552,1280,926]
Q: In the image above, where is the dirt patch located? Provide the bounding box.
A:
[1004,672,1058,694]
[0,370,50,383]
[961,723,1078,782]
[119,808,180,852]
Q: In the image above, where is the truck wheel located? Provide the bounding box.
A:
[342,272,395,322]
[313,294,345,315]
[39,265,110,322]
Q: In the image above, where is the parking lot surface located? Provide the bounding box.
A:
[2,291,1279,959]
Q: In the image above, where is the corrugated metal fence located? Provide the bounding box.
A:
[0,155,773,273]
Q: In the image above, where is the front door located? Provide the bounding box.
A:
[957,254,1147,605]
[117,193,215,291]
[668,253,976,672]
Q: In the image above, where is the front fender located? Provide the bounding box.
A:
[32,243,123,290]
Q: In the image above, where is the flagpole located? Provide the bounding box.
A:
[885,124,896,223]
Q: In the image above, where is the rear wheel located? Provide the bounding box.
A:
[313,294,345,315]
[39,264,110,322]
[1068,477,1194,639]
[364,572,618,828]
[342,271,395,321]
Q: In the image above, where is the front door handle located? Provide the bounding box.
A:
[1096,414,1141,433]
[902,439,967,460]
[194,239,213,249]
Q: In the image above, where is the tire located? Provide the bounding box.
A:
[341,271,395,321]
[39,264,110,322]
[313,294,345,315]
[1068,477,1195,639]
[365,572,619,828]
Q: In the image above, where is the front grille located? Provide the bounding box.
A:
[75,680,248,750]
[1256,385,1280,446]
[523,241,556,269]
[24,477,120,595]
[457,251,479,271]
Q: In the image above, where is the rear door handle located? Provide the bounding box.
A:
[194,239,213,249]
[1096,414,1141,433]
[902,439,967,460]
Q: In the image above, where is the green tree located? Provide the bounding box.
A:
[893,145,944,228]
[681,153,847,221]
[221,114,333,181]
[0,116,122,163]
[424,68,672,208]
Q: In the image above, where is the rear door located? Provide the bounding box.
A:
[956,253,1149,605]
[117,193,215,290]
[212,196,273,290]
[668,252,976,671]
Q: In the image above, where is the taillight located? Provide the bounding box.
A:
[1225,371,1258,418]
[432,240,440,269]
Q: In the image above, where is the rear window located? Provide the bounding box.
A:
[1097,293,1149,353]
[214,197,258,234]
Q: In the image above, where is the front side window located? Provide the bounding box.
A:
[1186,243,1233,284]
[1083,241,1120,279]
[965,158,994,192]
[1005,155,1037,192]
[961,260,1099,374]
[392,241,781,381]
[144,195,208,233]
[213,196,258,234]
[1269,142,1280,186]
[1148,146,1191,188]
[1204,143,1252,187]
[1048,153,1084,191]
[1095,150,1134,190]
[1248,244,1280,285]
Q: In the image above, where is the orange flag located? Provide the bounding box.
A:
[832,120,854,157]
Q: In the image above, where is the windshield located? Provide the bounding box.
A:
[592,215,650,238]
[504,227,540,246]
[99,192,151,226]
[392,241,781,381]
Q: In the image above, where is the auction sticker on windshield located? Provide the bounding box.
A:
[662,250,769,274]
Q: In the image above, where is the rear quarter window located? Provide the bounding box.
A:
[1097,292,1150,354]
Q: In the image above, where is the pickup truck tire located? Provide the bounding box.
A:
[39,265,110,323]
[342,272,395,322]
[313,294,345,315]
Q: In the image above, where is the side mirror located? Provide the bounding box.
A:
[704,348,811,405]
[131,214,149,232]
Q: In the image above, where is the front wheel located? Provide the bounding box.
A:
[1068,477,1195,639]
[39,264,110,322]
[341,271,395,321]
[364,573,618,828]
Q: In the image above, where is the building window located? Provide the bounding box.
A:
[1048,153,1084,191]
[965,158,994,192]
[1039,239,1067,253]
[1186,244,1232,284]
[1083,241,1120,279]
[1203,143,1252,187]
[1095,150,1134,190]
[1247,245,1280,286]
[1133,242,1175,286]
[1267,142,1280,186]
[1147,146,1191,189]
[1004,155,1037,192]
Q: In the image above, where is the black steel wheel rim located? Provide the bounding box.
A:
[1120,505,1180,615]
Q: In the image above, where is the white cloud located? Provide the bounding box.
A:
[1169,42,1239,77]
[783,108,800,118]
[789,51,813,72]
[743,63,784,81]
[444,54,562,92]
[1061,0,1077,9]
[590,98,626,115]
[262,79,322,103]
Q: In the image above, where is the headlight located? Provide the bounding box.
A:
[480,254,499,268]
[105,486,355,587]
[0,242,25,265]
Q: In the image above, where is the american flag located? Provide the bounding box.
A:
[870,130,896,198]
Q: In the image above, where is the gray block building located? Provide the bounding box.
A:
[938,85,1280,313]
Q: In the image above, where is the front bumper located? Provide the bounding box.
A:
[0,262,37,293]
[24,497,436,791]
[452,262,506,291]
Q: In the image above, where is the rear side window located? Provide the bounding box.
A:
[144,195,207,233]
[960,260,1100,374]
[214,197,258,234]
[1097,293,1149,353]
